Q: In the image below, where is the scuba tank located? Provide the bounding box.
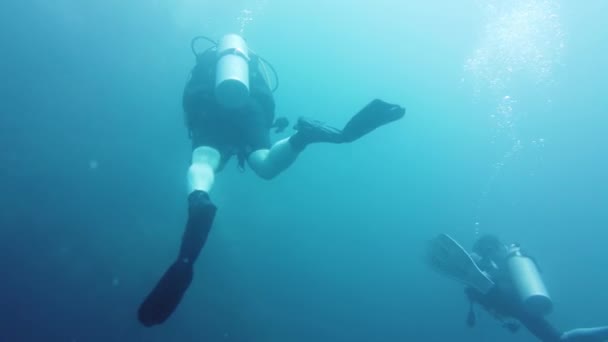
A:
[507,245,553,316]
[188,34,279,111]
[215,34,251,109]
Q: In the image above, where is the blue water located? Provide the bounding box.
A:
[1,0,607,341]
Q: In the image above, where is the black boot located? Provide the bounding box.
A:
[178,190,217,264]
[138,190,217,327]
[289,117,344,151]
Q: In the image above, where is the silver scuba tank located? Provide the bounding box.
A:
[215,34,250,109]
[507,246,553,316]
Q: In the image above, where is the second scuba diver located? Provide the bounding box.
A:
[428,233,608,342]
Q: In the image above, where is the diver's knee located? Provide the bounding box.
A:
[192,146,221,170]
[188,163,214,177]
[188,164,215,193]
[248,150,280,180]
[255,168,279,180]
[250,162,279,180]
[188,147,221,193]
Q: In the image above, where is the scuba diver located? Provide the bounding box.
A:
[137,34,406,327]
[427,233,608,342]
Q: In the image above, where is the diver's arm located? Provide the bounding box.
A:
[513,296,608,341]
[468,286,560,341]
[561,326,608,341]
[517,313,563,342]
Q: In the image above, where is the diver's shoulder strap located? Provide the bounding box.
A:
[189,48,217,87]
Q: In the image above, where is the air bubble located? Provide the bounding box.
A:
[89,160,98,170]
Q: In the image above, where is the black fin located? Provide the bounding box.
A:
[341,99,405,143]
[138,261,193,326]
[138,191,217,327]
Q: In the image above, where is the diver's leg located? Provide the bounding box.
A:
[138,146,221,327]
[561,326,608,341]
[247,116,347,179]
[246,112,312,179]
[247,104,400,179]
[248,138,299,180]
[181,146,221,262]
[250,117,352,179]
[247,99,406,180]
[188,146,221,193]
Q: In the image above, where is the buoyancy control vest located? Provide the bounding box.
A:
[182,36,277,132]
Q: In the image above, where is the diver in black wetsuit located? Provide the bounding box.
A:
[466,235,608,342]
[137,34,406,326]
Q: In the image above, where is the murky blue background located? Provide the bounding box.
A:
[1,0,607,341]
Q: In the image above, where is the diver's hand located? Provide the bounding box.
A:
[271,117,289,133]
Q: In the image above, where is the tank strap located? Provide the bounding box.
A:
[466,300,476,327]
[237,154,245,172]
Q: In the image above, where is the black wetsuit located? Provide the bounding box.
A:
[182,48,276,168]
[137,50,278,327]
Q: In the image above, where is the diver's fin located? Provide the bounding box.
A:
[341,99,405,143]
[426,234,495,294]
[138,190,217,327]
[138,260,193,326]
